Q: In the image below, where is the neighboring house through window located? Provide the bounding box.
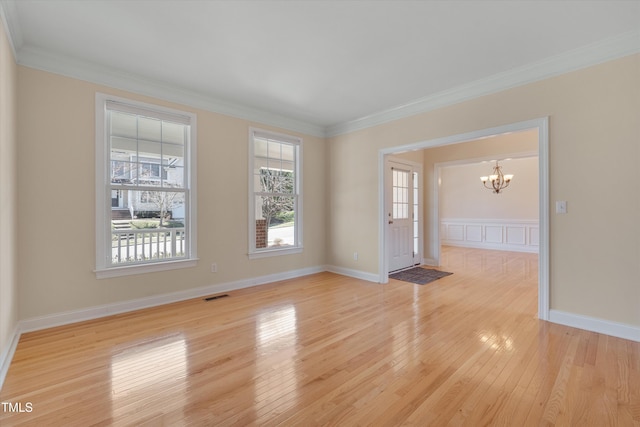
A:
[95,93,197,278]
[249,128,302,258]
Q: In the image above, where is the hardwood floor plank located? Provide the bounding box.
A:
[1,246,638,426]
[438,310,541,425]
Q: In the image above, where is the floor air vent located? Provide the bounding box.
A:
[204,294,229,301]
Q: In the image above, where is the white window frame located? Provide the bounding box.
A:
[248,128,303,259]
[95,93,198,278]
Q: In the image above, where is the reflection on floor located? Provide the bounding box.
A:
[1,246,638,425]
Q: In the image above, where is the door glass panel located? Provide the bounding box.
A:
[392,169,410,219]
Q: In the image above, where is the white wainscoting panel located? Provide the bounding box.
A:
[448,224,464,241]
[441,219,539,253]
[466,225,483,242]
[485,226,503,244]
[506,226,527,246]
[530,227,540,246]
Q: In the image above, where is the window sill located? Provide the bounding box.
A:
[248,247,303,259]
[95,258,198,279]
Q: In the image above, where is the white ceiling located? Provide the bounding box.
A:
[2,0,639,136]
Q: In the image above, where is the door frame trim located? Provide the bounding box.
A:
[378,117,549,321]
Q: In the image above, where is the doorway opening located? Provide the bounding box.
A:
[379,118,549,320]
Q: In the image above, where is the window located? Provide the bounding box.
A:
[95,94,197,278]
[249,128,302,258]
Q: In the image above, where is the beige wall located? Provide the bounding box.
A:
[17,67,326,319]
[328,54,640,327]
[0,19,18,362]
[7,46,640,333]
[390,150,425,165]
[440,156,539,220]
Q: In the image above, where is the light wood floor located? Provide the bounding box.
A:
[2,246,639,426]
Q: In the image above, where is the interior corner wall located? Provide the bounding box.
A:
[16,66,327,321]
[0,18,19,367]
[327,54,640,328]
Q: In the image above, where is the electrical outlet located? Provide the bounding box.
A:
[556,201,567,214]
[211,263,217,273]
[353,252,358,261]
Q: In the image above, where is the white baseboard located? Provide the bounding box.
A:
[422,258,438,266]
[6,268,638,392]
[2,265,324,390]
[19,265,325,334]
[325,265,380,283]
[0,326,21,390]
[549,309,640,342]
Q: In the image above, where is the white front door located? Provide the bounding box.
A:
[387,161,416,272]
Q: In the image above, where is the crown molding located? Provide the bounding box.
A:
[4,0,639,140]
[17,45,326,138]
[0,0,20,58]
[326,30,640,137]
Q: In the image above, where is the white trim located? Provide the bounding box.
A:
[19,266,325,334]
[0,325,20,390]
[379,117,550,321]
[251,128,302,146]
[326,30,640,137]
[378,150,388,283]
[248,247,303,259]
[537,118,550,321]
[549,310,640,343]
[105,99,192,124]
[95,258,198,279]
[422,258,437,266]
[3,272,636,391]
[325,265,380,283]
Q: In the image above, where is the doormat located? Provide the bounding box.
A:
[389,267,453,285]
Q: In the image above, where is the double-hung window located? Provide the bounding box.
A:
[95,94,197,278]
[249,128,302,258]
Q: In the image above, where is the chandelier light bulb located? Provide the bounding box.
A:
[480,161,513,194]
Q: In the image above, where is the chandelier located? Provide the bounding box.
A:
[480,161,513,194]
